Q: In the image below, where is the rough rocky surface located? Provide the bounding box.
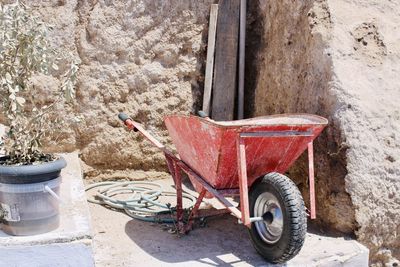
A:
[249,0,357,236]
[5,0,399,265]
[24,0,213,174]
[251,0,400,265]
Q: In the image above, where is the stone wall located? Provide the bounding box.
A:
[28,0,213,173]
[249,0,356,235]
[251,0,400,265]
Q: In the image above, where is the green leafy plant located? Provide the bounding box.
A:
[0,2,79,165]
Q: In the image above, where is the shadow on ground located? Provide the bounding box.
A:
[124,214,270,266]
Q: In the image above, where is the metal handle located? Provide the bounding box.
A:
[44,185,63,204]
[198,110,208,118]
[118,113,138,132]
[117,112,165,149]
[118,112,130,123]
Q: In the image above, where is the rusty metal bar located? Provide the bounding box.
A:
[173,163,185,232]
[308,141,316,219]
[192,208,231,219]
[176,161,242,219]
[164,153,176,182]
[236,135,251,227]
[164,147,243,225]
[217,188,240,196]
[240,130,312,138]
[185,188,207,232]
[123,119,165,149]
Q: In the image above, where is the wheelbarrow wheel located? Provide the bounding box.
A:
[248,172,307,263]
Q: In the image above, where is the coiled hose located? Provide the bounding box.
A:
[86,181,197,223]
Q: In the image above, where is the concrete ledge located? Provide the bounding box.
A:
[291,232,369,266]
[0,153,94,267]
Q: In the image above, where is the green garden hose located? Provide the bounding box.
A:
[85,181,196,223]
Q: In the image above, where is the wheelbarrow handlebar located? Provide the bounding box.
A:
[198,110,207,118]
[197,110,213,122]
[118,112,165,149]
[118,111,211,154]
[118,113,131,123]
[118,113,138,132]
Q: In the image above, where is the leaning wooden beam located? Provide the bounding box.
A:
[237,0,246,119]
[202,4,219,117]
[211,0,240,121]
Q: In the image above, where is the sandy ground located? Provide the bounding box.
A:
[87,179,368,267]
[89,204,266,267]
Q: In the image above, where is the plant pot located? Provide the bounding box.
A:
[0,156,66,236]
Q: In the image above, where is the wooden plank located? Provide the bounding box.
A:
[237,0,246,119]
[211,0,240,121]
[202,4,219,117]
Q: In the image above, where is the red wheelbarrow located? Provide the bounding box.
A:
[118,112,328,263]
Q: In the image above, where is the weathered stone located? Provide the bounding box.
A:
[251,0,400,265]
[26,1,213,172]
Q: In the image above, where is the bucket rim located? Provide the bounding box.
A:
[0,177,62,193]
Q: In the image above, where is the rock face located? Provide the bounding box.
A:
[251,0,400,265]
[28,0,212,172]
[9,0,399,265]
[248,0,356,236]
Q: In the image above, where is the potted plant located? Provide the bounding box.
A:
[0,2,79,235]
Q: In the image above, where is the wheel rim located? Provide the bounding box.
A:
[254,192,284,244]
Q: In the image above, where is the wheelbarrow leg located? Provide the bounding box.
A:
[237,135,251,227]
[164,153,176,179]
[185,188,207,232]
[173,163,185,233]
[308,141,316,219]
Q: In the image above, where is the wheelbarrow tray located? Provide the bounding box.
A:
[164,114,328,191]
[118,111,327,261]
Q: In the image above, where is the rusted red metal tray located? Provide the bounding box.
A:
[164,114,328,191]
[119,111,328,262]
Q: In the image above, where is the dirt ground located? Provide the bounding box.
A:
[89,205,266,267]
[87,179,368,267]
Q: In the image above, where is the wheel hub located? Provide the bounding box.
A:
[254,192,284,244]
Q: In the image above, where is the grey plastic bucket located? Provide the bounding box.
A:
[0,177,62,236]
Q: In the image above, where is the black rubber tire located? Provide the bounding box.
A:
[248,172,307,263]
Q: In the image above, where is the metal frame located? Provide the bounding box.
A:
[235,131,316,226]
[123,118,317,233]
